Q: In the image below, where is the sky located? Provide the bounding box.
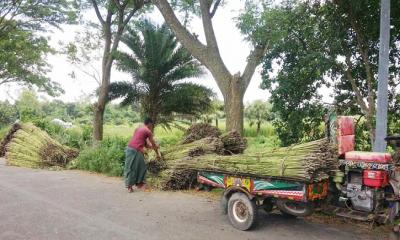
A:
[0,1,271,104]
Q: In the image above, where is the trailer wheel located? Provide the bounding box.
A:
[227,192,258,231]
[276,199,313,217]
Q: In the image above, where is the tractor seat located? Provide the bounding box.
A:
[345,151,392,164]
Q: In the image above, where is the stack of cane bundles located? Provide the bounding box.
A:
[0,123,78,168]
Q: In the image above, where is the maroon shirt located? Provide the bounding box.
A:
[128,126,152,153]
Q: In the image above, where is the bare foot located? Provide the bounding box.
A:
[127,186,134,193]
[137,183,151,192]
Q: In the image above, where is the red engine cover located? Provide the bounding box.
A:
[345,151,392,164]
[363,170,389,188]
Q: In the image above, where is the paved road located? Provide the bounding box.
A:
[0,159,375,240]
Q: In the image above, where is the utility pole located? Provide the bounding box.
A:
[374,0,391,152]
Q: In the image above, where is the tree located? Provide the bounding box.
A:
[0,100,18,126]
[83,0,150,141]
[0,0,77,95]
[245,100,273,136]
[202,99,224,128]
[108,21,214,127]
[15,90,42,122]
[153,0,269,133]
[258,1,400,147]
[64,30,103,85]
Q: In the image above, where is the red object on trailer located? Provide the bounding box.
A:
[337,135,355,156]
[345,151,392,164]
[363,170,389,188]
[337,116,355,136]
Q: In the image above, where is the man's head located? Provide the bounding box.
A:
[144,117,154,130]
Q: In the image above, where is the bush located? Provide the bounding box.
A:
[0,126,10,141]
[33,119,64,137]
[69,137,129,177]
[32,119,92,150]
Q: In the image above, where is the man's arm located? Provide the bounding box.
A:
[147,134,161,159]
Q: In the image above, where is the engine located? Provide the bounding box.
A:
[344,171,385,212]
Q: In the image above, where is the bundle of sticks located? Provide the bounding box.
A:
[147,137,338,190]
[182,123,221,144]
[172,139,337,181]
[1,123,78,168]
[220,130,247,154]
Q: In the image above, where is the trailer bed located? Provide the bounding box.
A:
[197,170,328,202]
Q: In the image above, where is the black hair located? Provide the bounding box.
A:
[144,117,153,125]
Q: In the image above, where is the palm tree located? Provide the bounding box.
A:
[108,20,214,126]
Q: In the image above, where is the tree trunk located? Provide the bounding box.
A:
[224,75,245,133]
[154,0,266,134]
[257,121,261,136]
[93,60,112,141]
[215,117,218,128]
[93,33,113,142]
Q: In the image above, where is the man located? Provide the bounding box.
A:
[124,118,160,192]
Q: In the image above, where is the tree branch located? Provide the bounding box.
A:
[242,42,269,89]
[90,0,105,26]
[199,0,218,50]
[112,0,122,10]
[210,0,222,18]
[338,0,376,118]
[153,0,208,62]
[347,10,376,117]
[345,55,370,116]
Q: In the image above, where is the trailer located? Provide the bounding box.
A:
[197,171,328,230]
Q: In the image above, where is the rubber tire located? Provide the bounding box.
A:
[279,210,298,218]
[227,192,258,231]
[276,199,313,217]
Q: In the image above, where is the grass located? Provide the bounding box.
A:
[104,120,280,151]
[104,123,184,147]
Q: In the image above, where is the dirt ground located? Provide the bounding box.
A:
[0,158,397,240]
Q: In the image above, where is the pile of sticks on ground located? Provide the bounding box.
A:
[147,123,338,190]
[0,123,78,168]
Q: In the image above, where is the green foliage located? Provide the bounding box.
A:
[104,124,184,147]
[69,137,128,177]
[201,99,225,127]
[245,100,274,135]
[108,20,213,126]
[0,100,18,127]
[105,104,140,125]
[32,118,93,150]
[355,117,372,151]
[0,126,10,140]
[16,90,42,122]
[240,1,400,146]
[0,0,77,95]
[0,1,77,32]
[246,135,281,152]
